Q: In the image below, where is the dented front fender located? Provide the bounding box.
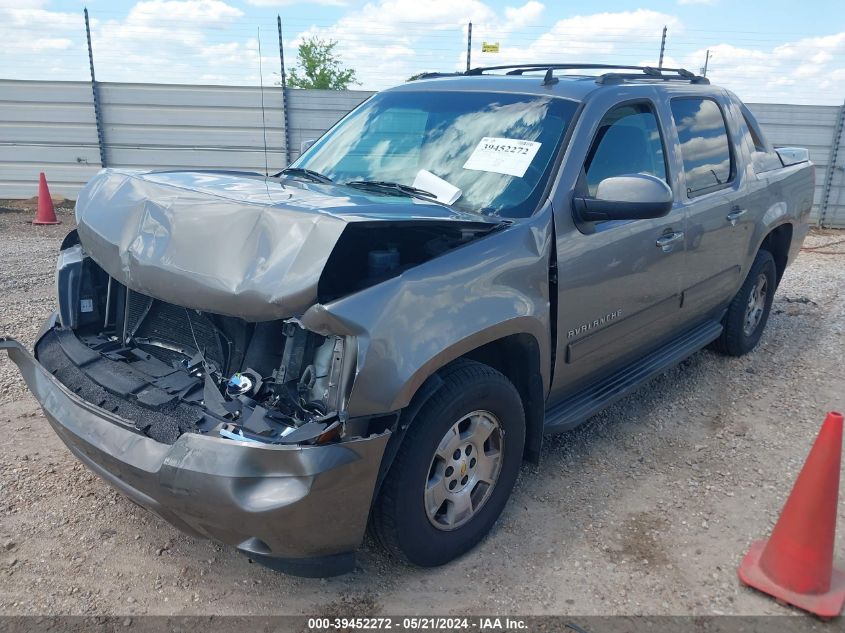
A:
[302,209,554,417]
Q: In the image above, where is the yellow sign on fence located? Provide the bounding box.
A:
[481,42,500,53]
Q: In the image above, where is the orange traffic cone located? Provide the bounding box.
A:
[33,172,60,225]
[738,411,845,617]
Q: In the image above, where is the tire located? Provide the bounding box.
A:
[712,249,776,357]
[370,359,525,567]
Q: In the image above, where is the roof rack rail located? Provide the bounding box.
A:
[463,63,709,85]
[597,72,709,85]
[407,71,465,81]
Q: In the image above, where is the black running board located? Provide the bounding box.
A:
[543,320,723,434]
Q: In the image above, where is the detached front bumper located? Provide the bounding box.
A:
[0,331,390,577]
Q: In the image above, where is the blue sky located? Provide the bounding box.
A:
[2,0,843,103]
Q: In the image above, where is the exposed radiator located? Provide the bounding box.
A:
[123,289,226,368]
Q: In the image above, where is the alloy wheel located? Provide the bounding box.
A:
[424,410,504,531]
[743,273,768,337]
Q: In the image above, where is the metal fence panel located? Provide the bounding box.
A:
[746,102,844,225]
[97,82,287,175]
[0,79,101,199]
[0,79,842,227]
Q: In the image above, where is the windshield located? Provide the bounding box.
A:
[292,90,578,218]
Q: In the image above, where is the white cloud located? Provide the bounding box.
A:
[0,0,842,106]
[284,3,672,88]
[101,0,263,83]
[0,4,86,80]
[1,5,81,27]
[285,0,501,87]
[0,0,277,85]
[127,0,243,27]
[676,32,845,103]
[247,0,347,5]
[504,1,544,27]
[0,0,46,7]
[468,9,680,71]
[27,37,74,52]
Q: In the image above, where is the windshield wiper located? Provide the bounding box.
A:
[275,167,333,184]
[344,180,437,201]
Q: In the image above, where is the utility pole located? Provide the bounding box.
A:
[466,22,472,72]
[277,16,292,165]
[702,49,711,77]
[658,25,667,70]
[84,7,107,168]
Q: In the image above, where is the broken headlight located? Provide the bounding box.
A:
[55,243,85,328]
[213,321,355,446]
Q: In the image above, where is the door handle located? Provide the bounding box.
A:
[726,207,747,226]
[655,231,684,252]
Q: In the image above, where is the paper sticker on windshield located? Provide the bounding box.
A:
[462,137,542,178]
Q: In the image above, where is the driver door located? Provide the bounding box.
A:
[550,99,686,400]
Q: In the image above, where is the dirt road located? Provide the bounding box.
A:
[1,204,843,617]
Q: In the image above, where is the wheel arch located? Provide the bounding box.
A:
[374,330,546,501]
[388,323,546,460]
[758,222,793,286]
[461,333,545,464]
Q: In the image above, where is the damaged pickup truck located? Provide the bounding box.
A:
[2,64,814,577]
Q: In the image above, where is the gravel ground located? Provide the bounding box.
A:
[0,202,844,618]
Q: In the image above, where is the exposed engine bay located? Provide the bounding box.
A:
[41,239,386,446]
[46,168,503,446]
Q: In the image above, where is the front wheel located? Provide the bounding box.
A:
[370,360,525,566]
[712,248,776,356]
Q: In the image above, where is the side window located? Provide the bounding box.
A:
[584,102,668,197]
[670,98,733,196]
[739,104,782,174]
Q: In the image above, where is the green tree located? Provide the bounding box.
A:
[287,37,358,90]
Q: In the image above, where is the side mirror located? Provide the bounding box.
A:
[300,139,318,154]
[573,174,674,222]
[775,146,809,167]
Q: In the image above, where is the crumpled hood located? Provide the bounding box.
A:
[75,169,498,321]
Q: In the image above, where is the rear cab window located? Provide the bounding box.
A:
[738,103,783,174]
[670,97,734,197]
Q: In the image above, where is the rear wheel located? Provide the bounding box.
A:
[370,360,525,566]
[712,249,776,356]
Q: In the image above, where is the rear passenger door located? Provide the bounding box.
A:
[667,96,755,322]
